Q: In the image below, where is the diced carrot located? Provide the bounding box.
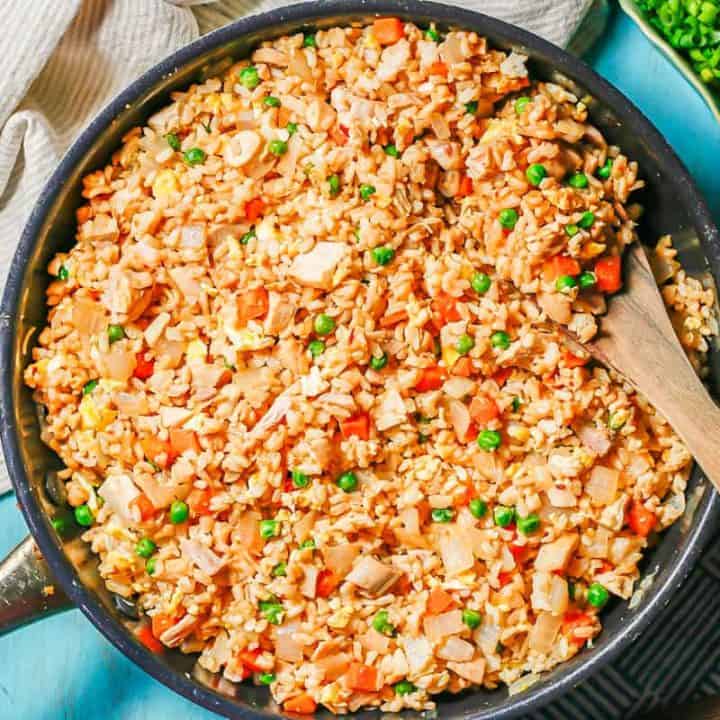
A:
[76,206,92,224]
[238,648,263,673]
[464,422,479,443]
[597,560,614,574]
[469,395,500,425]
[415,366,446,392]
[141,436,171,468]
[346,663,378,692]
[595,255,622,293]
[372,17,405,45]
[168,429,201,463]
[244,197,265,222]
[509,543,527,563]
[562,350,589,368]
[189,487,213,516]
[457,175,473,197]
[316,569,341,598]
[131,493,156,522]
[627,500,656,537]
[492,367,513,386]
[137,625,164,653]
[151,613,178,639]
[237,287,269,326]
[498,572,513,587]
[427,587,454,614]
[340,412,371,440]
[331,124,349,146]
[283,693,317,715]
[379,309,408,328]
[432,293,461,327]
[392,573,412,595]
[562,610,594,645]
[428,61,448,76]
[133,352,155,380]
[452,356,473,377]
[543,255,581,282]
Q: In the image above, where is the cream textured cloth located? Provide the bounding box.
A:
[0,0,593,493]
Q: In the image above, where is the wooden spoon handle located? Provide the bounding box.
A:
[589,244,720,492]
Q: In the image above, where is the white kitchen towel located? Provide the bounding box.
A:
[0,0,594,493]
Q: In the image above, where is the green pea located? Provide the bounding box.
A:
[514,96,531,114]
[462,608,482,629]
[491,331,510,350]
[395,680,417,695]
[424,27,441,42]
[471,272,492,294]
[260,519,280,540]
[238,65,260,89]
[51,515,73,538]
[431,508,454,523]
[359,184,376,201]
[263,96,281,107]
[146,557,157,575]
[579,271,596,289]
[83,379,98,395]
[183,147,206,166]
[578,211,595,229]
[565,224,580,237]
[372,609,395,635]
[384,144,399,157]
[478,429,502,451]
[57,265,70,281]
[74,504,94,527]
[597,158,613,179]
[135,538,157,559]
[464,101,478,115]
[372,246,396,266]
[337,471,358,493]
[517,514,540,535]
[568,172,589,189]
[271,562,287,577]
[165,133,181,151]
[268,139,288,156]
[526,163,547,186]
[314,314,335,336]
[469,498,487,519]
[608,411,627,431]
[498,208,519,230]
[370,352,388,371]
[308,340,325,357]
[418,432,429,444]
[456,334,475,356]
[587,582,609,608]
[291,469,310,489]
[107,324,125,344]
[493,505,515,527]
[259,600,284,625]
[240,228,256,245]
[327,174,341,195]
[300,538,316,550]
[259,672,276,685]
[303,32,317,47]
[555,275,578,294]
[169,500,189,524]
[512,396,521,412]
[286,122,298,136]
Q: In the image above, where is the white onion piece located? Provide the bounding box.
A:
[179,538,225,576]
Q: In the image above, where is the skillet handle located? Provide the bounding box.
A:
[0,535,72,634]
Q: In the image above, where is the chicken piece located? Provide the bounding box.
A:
[577,422,612,456]
[426,139,463,170]
[423,609,465,642]
[80,213,119,243]
[535,533,579,572]
[537,291,572,324]
[447,658,485,684]
[264,291,296,335]
[345,556,401,596]
[321,544,360,579]
[159,614,198,648]
[373,388,407,431]
[289,242,347,290]
[437,637,474,662]
[224,130,261,168]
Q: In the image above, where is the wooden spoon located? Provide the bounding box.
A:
[580,242,720,489]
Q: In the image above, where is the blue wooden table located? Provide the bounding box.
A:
[1,8,719,719]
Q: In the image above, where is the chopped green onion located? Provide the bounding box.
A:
[57,265,70,281]
[286,122,299,136]
[83,379,98,395]
[327,174,341,195]
[291,469,310,489]
[464,100,479,115]
[514,96,531,114]
[272,562,287,577]
[165,133,181,151]
[259,672,276,685]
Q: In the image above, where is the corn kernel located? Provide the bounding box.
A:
[583,242,606,259]
[442,345,460,368]
[206,93,221,112]
[186,339,207,361]
[220,92,234,110]
[79,396,117,430]
[152,169,179,199]
[507,423,530,442]
[328,606,353,629]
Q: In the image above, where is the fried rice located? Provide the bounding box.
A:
[24,19,718,715]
